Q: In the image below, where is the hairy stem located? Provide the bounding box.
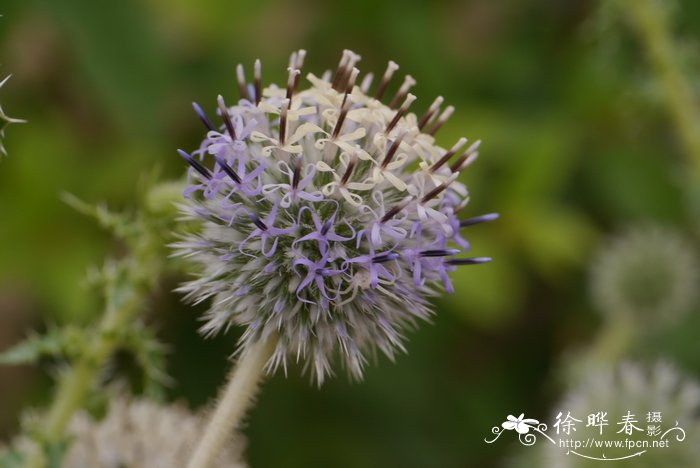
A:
[187,335,277,468]
[618,0,700,178]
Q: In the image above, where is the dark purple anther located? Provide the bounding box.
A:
[380,197,414,223]
[340,156,357,186]
[372,253,399,263]
[214,156,242,184]
[384,94,415,135]
[192,102,215,131]
[217,96,237,140]
[292,156,302,190]
[321,219,333,236]
[447,257,492,265]
[178,149,212,180]
[254,59,262,106]
[419,249,461,257]
[459,213,499,228]
[332,98,351,139]
[421,183,449,203]
[248,213,268,231]
[381,133,405,169]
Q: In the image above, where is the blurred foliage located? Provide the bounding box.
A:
[1,0,699,466]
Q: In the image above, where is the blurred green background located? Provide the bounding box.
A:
[1,0,699,466]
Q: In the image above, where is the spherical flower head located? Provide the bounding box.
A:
[5,398,246,467]
[174,50,494,384]
[519,362,700,468]
[590,224,699,327]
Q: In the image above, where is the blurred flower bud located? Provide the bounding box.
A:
[590,224,698,327]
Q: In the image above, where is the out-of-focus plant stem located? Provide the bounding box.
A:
[25,196,169,468]
[187,334,277,468]
[618,0,700,179]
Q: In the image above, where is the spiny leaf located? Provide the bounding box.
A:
[60,192,141,241]
[120,323,171,399]
[0,326,87,365]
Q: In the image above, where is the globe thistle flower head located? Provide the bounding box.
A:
[534,362,700,468]
[65,397,246,468]
[174,50,494,384]
[590,224,699,327]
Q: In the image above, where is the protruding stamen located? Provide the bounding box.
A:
[279,98,290,145]
[384,93,416,135]
[344,67,360,94]
[430,137,467,173]
[420,174,458,203]
[388,75,416,109]
[254,59,262,105]
[374,61,399,101]
[447,257,492,265]
[292,49,306,91]
[178,149,212,180]
[460,213,499,227]
[321,219,333,236]
[449,140,481,172]
[288,51,298,69]
[294,49,307,69]
[381,133,406,169]
[236,64,251,101]
[248,213,268,231]
[286,67,301,103]
[419,249,461,257]
[340,153,358,185]
[288,156,301,190]
[336,52,361,92]
[217,95,236,140]
[427,105,454,136]
[372,253,399,263]
[418,96,444,131]
[192,102,215,131]
[214,156,242,184]
[360,73,374,94]
[381,196,414,223]
[332,50,352,90]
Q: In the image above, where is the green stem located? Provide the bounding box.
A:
[566,315,638,386]
[45,273,150,438]
[25,229,163,468]
[588,315,637,364]
[187,335,277,468]
[619,0,700,178]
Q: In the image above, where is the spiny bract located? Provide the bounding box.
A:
[0,75,24,156]
[174,50,495,384]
